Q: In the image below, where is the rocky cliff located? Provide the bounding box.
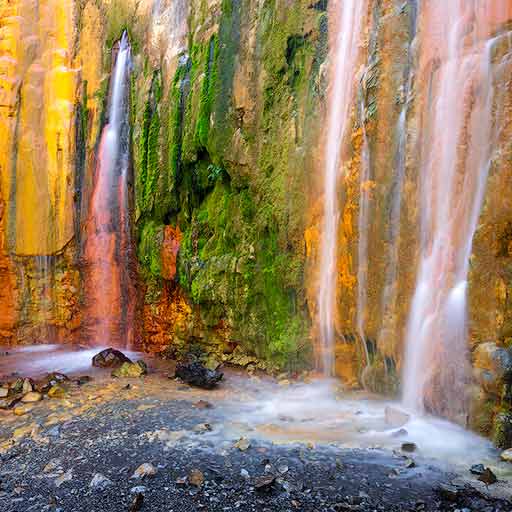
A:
[0,0,511,445]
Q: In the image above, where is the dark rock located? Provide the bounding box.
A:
[436,483,460,501]
[129,492,144,512]
[193,400,213,409]
[254,474,275,490]
[477,467,497,485]
[470,463,486,475]
[73,376,91,386]
[92,348,132,369]
[401,442,417,453]
[175,361,223,389]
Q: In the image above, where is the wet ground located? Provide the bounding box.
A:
[0,346,511,512]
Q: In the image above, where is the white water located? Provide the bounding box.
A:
[318,0,367,375]
[402,2,496,418]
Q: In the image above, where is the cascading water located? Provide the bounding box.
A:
[402,1,504,420]
[317,0,367,376]
[83,32,136,348]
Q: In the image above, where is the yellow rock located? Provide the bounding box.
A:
[13,403,33,416]
[21,391,42,403]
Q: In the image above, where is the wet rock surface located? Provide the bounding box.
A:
[175,361,224,389]
[0,377,511,512]
[92,348,133,369]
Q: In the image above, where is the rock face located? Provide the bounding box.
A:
[175,361,223,389]
[0,0,511,444]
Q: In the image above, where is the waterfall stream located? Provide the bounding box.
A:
[317,0,367,376]
[83,32,136,348]
[402,1,498,420]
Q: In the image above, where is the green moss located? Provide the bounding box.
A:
[138,221,164,278]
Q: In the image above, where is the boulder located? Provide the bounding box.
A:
[112,361,147,378]
[500,448,512,463]
[92,348,132,368]
[175,361,223,389]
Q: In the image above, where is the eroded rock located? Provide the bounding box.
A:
[175,361,223,389]
[112,361,147,378]
[384,406,410,428]
[92,348,132,368]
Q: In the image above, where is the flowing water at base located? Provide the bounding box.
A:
[1,345,509,482]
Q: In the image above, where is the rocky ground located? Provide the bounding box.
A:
[0,355,511,512]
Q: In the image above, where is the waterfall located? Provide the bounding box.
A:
[317,0,367,375]
[83,32,136,348]
[402,1,498,420]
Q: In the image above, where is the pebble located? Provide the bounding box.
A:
[131,463,157,479]
[89,473,113,491]
[21,391,42,403]
[235,438,251,451]
[130,486,147,494]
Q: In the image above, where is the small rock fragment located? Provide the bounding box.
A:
[21,391,42,403]
[175,476,188,486]
[240,469,250,480]
[194,423,212,433]
[235,437,251,451]
[404,458,416,469]
[193,400,213,409]
[130,486,147,494]
[48,384,68,399]
[129,492,144,512]
[401,442,417,453]
[131,463,157,479]
[437,483,459,502]
[477,467,497,485]
[73,376,91,386]
[188,469,204,487]
[89,473,113,491]
[55,469,73,488]
[254,474,275,490]
[470,463,486,475]
[22,378,33,394]
[13,404,33,416]
[391,428,408,438]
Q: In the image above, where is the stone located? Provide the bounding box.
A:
[254,474,275,490]
[477,467,497,485]
[112,361,147,378]
[13,404,33,416]
[55,469,73,488]
[129,492,144,512]
[22,378,33,394]
[437,483,460,501]
[131,463,157,479]
[470,463,486,475]
[0,394,22,410]
[385,406,410,428]
[193,400,213,409]
[21,391,42,403]
[188,469,204,487]
[240,469,250,479]
[500,448,512,463]
[175,361,223,389]
[235,438,251,451]
[73,376,91,386]
[48,384,68,399]
[90,473,113,490]
[193,423,212,433]
[401,442,417,453]
[130,486,147,494]
[92,348,132,368]
[0,387,8,398]
[37,373,69,393]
